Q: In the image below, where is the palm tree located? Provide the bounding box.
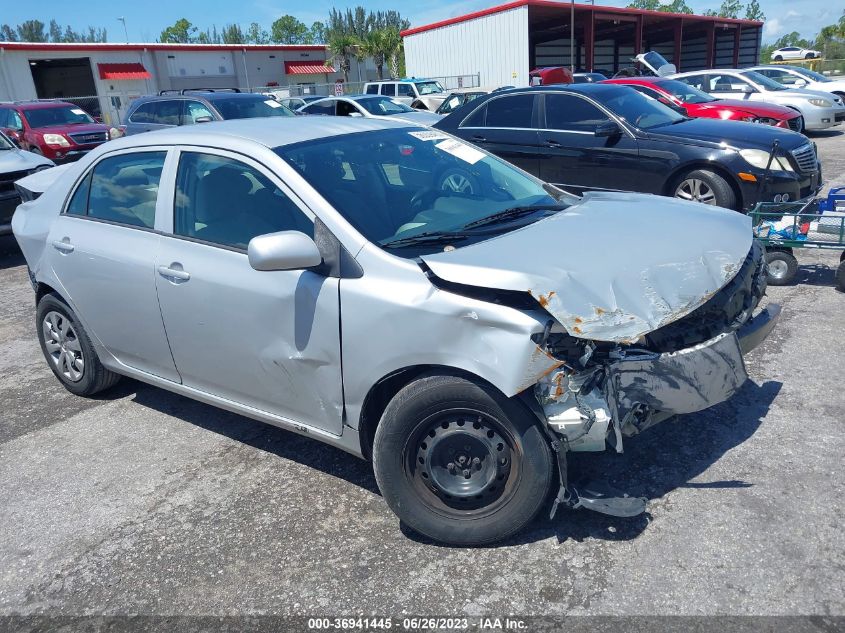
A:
[382,27,403,79]
[360,30,388,80]
[326,33,358,83]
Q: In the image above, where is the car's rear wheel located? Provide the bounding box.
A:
[372,374,553,546]
[765,250,798,285]
[774,55,783,61]
[36,293,120,396]
[673,169,736,209]
[804,53,814,59]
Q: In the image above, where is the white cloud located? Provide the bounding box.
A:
[764,18,783,38]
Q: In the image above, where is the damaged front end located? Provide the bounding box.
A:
[533,241,780,517]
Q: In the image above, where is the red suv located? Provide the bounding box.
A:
[0,101,115,162]
[602,77,804,132]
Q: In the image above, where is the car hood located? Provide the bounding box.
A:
[772,87,844,103]
[703,99,796,118]
[420,191,752,343]
[0,148,54,173]
[643,117,805,150]
[30,123,109,137]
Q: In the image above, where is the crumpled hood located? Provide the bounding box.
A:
[0,148,53,173]
[421,191,752,343]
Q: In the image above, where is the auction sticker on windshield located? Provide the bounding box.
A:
[408,130,450,142]
[264,99,283,108]
[435,138,485,164]
[71,108,87,116]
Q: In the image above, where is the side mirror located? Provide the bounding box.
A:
[742,85,756,94]
[794,79,808,87]
[248,231,322,272]
[348,112,363,117]
[194,116,213,123]
[595,120,621,137]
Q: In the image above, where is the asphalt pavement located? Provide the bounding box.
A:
[0,131,843,620]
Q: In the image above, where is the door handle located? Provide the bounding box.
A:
[52,239,74,254]
[158,265,191,282]
[545,139,563,148]
[470,135,487,142]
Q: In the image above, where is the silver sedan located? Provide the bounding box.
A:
[13,117,779,545]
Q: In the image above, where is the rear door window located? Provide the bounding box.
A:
[484,94,535,128]
[84,152,167,228]
[152,100,182,126]
[381,83,396,97]
[365,84,379,95]
[303,101,336,116]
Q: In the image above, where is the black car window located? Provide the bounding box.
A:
[676,74,710,92]
[184,100,215,124]
[174,152,313,250]
[153,100,182,126]
[337,100,359,116]
[397,84,414,97]
[128,102,156,124]
[381,83,396,97]
[544,94,609,132]
[66,172,92,216]
[86,152,167,228]
[365,84,379,94]
[208,96,294,120]
[461,102,487,127]
[303,101,336,116]
[10,110,23,129]
[0,109,8,127]
[484,94,535,128]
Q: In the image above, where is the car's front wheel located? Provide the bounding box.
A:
[774,55,783,61]
[36,293,120,396]
[373,374,553,546]
[673,169,737,209]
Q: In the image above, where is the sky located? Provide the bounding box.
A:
[4,0,839,44]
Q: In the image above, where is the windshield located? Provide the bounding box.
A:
[739,71,788,91]
[276,128,565,254]
[792,67,829,82]
[659,79,716,104]
[415,81,444,95]
[211,96,295,120]
[602,87,685,129]
[0,132,13,149]
[359,97,415,115]
[23,105,95,129]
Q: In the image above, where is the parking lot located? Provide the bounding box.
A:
[0,131,843,619]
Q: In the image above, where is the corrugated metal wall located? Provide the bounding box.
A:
[404,6,529,88]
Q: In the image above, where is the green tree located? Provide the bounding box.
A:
[309,21,326,44]
[712,0,743,18]
[159,18,196,44]
[221,24,245,44]
[0,24,17,41]
[271,15,309,44]
[744,0,765,21]
[326,32,359,82]
[247,22,269,44]
[661,1,693,13]
[627,0,660,8]
[17,19,46,42]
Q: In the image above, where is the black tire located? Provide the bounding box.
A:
[372,374,553,546]
[835,261,845,292]
[437,167,481,196]
[793,115,805,134]
[774,55,783,61]
[804,53,813,59]
[36,293,121,396]
[765,250,798,286]
[672,169,737,209]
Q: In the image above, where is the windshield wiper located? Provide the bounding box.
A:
[381,230,474,249]
[461,204,567,229]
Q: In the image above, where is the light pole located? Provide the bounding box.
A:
[570,0,575,73]
[117,17,128,43]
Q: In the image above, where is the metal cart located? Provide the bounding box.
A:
[749,189,845,290]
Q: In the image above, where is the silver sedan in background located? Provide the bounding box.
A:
[298,95,442,126]
[12,117,779,545]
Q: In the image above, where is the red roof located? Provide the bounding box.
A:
[97,62,151,80]
[285,61,335,74]
[401,0,763,37]
[0,42,325,52]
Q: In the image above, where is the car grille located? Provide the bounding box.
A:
[69,131,108,145]
[791,143,817,173]
[0,169,30,194]
[786,117,802,132]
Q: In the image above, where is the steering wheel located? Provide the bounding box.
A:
[409,187,441,214]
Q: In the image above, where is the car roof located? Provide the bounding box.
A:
[103,116,417,150]
[493,84,630,96]
[134,92,268,104]
[1,100,78,110]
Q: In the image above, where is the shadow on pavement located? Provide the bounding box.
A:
[0,235,25,269]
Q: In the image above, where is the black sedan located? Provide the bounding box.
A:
[433,84,821,210]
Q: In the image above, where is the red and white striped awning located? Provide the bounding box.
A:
[97,63,151,80]
[284,61,335,75]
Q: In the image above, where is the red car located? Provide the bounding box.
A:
[0,101,115,162]
[602,77,804,133]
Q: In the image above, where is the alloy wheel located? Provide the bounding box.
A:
[675,178,717,205]
[441,173,474,194]
[42,310,84,382]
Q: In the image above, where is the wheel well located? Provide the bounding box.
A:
[35,281,59,305]
[663,162,743,210]
[357,365,499,460]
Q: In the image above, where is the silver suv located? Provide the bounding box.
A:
[12,117,779,545]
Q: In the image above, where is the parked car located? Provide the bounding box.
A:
[298,95,442,125]
[749,65,845,99]
[572,72,608,83]
[0,131,54,235]
[363,79,446,110]
[275,95,326,111]
[122,89,295,135]
[12,116,779,545]
[603,77,805,132]
[434,84,821,210]
[670,69,845,131]
[435,87,503,115]
[530,66,573,85]
[0,101,115,162]
[771,47,821,61]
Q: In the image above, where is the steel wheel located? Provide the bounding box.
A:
[42,310,84,382]
[674,178,717,205]
[405,410,519,516]
[767,258,790,281]
[441,173,475,194]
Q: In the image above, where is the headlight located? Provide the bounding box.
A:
[42,134,70,147]
[739,148,794,172]
[108,127,122,139]
[808,98,832,107]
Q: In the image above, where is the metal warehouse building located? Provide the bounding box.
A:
[0,42,373,125]
[402,0,763,88]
